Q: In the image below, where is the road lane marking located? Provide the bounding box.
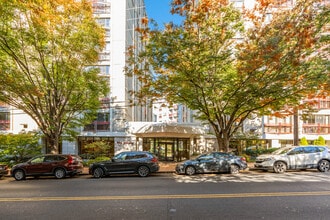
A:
[1,191,330,202]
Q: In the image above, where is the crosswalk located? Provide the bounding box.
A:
[172,171,330,183]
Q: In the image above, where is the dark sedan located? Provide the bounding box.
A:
[175,152,247,175]
[89,151,159,178]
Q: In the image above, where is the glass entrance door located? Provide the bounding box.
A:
[157,143,174,161]
[143,138,190,161]
[166,143,173,161]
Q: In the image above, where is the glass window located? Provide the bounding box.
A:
[197,153,214,160]
[31,156,44,164]
[289,147,304,155]
[303,147,317,153]
[44,156,55,162]
[114,152,128,160]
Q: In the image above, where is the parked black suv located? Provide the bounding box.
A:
[11,154,83,181]
[89,151,159,178]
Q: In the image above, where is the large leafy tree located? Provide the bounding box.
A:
[128,0,329,152]
[0,0,109,153]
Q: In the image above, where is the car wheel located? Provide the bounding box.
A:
[93,167,104,178]
[54,168,66,179]
[185,166,196,175]
[13,169,26,181]
[318,160,330,172]
[230,164,240,174]
[138,166,150,177]
[273,161,287,173]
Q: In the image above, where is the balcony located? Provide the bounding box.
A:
[92,2,111,14]
[303,124,330,134]
[264,123,292,134]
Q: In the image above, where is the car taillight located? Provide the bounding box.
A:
[151,157,158,163]
[68,156,73,165]
[240,157,246,162]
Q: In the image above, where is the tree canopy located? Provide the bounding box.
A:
[127,0,329,151]
[0,0,109,153]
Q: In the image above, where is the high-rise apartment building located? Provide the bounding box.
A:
[77,0,154,155]
[84,0,152,134]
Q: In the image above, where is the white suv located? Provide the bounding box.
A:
[254,146,330,173]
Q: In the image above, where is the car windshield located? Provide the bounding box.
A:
[272,147,294,155]
[196,153,214,160]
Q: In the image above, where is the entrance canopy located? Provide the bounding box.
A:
[134,123,206,138]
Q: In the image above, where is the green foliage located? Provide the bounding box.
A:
[83,141,113,158]
[82,156,110,166]
[0,133,42,166]
[300,137,309,146]
[127,0,328,152]
[0,0,109,153]
[313,136,326,146]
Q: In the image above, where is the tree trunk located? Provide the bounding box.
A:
[44,133,60,154]
[215,132,230,152]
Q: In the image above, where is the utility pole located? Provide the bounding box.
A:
[293,107,299,146]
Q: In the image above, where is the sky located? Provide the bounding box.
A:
[144,0,184,29]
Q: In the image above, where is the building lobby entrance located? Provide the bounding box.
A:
[142,137,189,162]
[134,123,207,161]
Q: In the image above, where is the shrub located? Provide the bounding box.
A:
[300,137,309,146]
[314,136,326,146]
[82,156,110,166]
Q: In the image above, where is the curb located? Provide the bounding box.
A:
[81,167,176,175]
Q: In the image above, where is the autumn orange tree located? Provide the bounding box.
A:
[127,0,329,152]
[0,0,109,153]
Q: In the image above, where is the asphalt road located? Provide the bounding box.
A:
[1,171,330,220]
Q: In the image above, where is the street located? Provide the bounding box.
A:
[1,171,330,220]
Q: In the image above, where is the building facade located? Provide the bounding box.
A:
[78,0,154,156]
[261,97,330,148]
[84,0,152,134]
[1,0,329,160]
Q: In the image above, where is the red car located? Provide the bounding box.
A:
[11,154,83,181]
